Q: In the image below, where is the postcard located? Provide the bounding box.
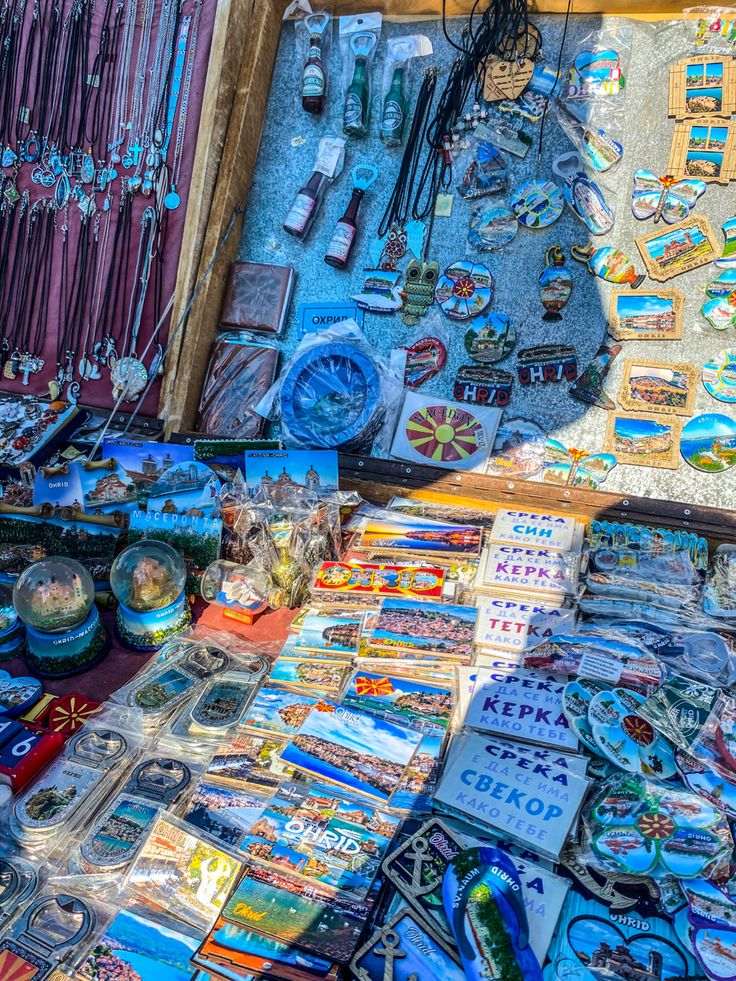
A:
[434,732,589,860]
[669,55,736,118]
[617,359,697,417]
[370,598,477,659]
[294,614,363,655]
[312,562,447,606]
[279,702,422,803]
[222,863,372,962]
[146,460,221,516]
[464,664,579,751]
[358,518,483,558]
[387,495,495,527]
[205,730,294,794]
[102,438,195,508]
[127,816,243,930]
[351,910,464,980]
[608,288,684,341]
[32,462,84,509]
[245,449,339,497]
[79,908,203,981]
[478,545,579,599]
[194,916,336,981]
[243,686,322,738]
[0,511,121,583]
[389,732,444,814]
[268,657,349,696]
[343,670,453,735]
[128,509,222,595]
[668,120,736,183]
[604,411,683,469]
[635,215,720,279]
[490,508,583,552]
[475,598,576,653]
[182,781,269,848]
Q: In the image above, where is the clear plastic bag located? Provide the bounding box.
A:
[339,12,382,138]
[379,34,432,147]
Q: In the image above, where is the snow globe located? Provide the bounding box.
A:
[0,583,23,658]
[13,558,107,676]
[110,541,191,651]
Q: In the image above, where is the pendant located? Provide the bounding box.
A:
[111,356,148,401]
[19,354,44,385]
[79,354,101,380]
[54,172,71,208]
[401,260,439,326]
[80,153,95,184]
[164,184,181,209]
[129,175,143,193]
[1,147,16,167]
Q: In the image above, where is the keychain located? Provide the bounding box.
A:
[324,164,378,269]
[77,757,191,872]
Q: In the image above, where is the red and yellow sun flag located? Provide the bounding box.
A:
[355,675,394,697]
[314,701,337,713]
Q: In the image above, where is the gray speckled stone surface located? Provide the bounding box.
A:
[238,14,736,510]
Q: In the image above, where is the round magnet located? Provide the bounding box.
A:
[703,349,736,403]
[467,205,518,251]
[435,260,494,320]
[681,413,736,472]
[511,179,564,228]
[464,313,515,363]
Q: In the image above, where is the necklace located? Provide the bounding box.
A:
[163,0,200,210]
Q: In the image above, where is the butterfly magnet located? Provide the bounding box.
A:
[631,170,706,224]
[541,440,617,490]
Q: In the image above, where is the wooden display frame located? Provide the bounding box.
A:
[604,410,683,469]
[635,215,720,281]
[617,358,698,417]
[608,287,684,340]
[667,120,736,183]
[668,55,736,119]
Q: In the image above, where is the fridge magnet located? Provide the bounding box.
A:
[464,312,515,363]
[681,412,736,471]
[456,140,508,199]
[604,412,683,470]
[668,55,736,118]
[701,269,736,328]
[587,687,678,778]
[608,287,684,340]
[467,204,518,251]
[352,269,403,313]
[517,345,578,384]
[453,365,512,407]
[552,151,614,235]
[390,392,501,472]
[435,260,494,320]
[351,910,464,981]
[400,260,440,327]
[668,120,736,182]
[399,336,447,388]
[539,246,573,321]
[511,179,564,228]
[484,117,533,158]
[486,417,547,479]
[571,243,645,287]
[483,55,535,101]
[635,215,720,281]
[703,349,736,402]
[570,343,622,409]
[630,170,706,223]
[567,47,625,99]
[563,678,607,754]
[618,359,697,416]
[715,214,736,266]
[542,441,618,490]
[554,99,624,171]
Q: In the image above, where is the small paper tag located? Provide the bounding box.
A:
[579,650,622,684]
[435,193,454,217]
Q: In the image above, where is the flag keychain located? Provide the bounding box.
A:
[324,164,378,269]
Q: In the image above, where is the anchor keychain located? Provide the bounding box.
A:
[343,31,377,137]
[0,893,95,979]
[302,12,330,115]
[77,757,191,873]
[324,164,378,269]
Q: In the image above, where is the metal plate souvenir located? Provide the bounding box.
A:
[130,647,230,715]
[78,757,191,872]
[453,365,512,406]
[511,179,564,228]
[12,728,127,838]
[464,312,515,363]
[0,856,38,926]
[467,204,518,251]
[681,413,736,472]
[435,260,494,320]
[0,894,94,979]
[703,349,736,402]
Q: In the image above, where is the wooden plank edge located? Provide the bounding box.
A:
[319,1,688,15]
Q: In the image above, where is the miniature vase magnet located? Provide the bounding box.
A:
[681,413,736,471]
[554,98,624,171]
[400,336,447,387]
[539,245,573,321]
[467,204,518,251]
[703,349,736,401]
[715,215,736,267]
[571,243,645,288]
[631,170,706,223]
[401,260,439,326]
[0,894,95,979]
[302,12,330,115]
[553,152,614,235]
[570,342,622,409]
[510,179,564,228]
[453,366,512,406]
[465,312,515,363]
[435,260,494,320]
[517,345,577,384]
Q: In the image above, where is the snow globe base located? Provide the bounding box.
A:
[115,592,192,652]
[25,606,109,678]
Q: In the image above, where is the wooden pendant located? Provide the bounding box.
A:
[484,57,535,102]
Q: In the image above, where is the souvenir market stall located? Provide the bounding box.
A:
[2,2,736,981]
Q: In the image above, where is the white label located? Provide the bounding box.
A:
[303,62,325,97]
[284,192,314,233]
[475,599,575,652]
[578,650,623,684]
[491,509,579,552]
[325,221,355,262]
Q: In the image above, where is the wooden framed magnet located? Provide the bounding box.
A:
[618,359,697,417]
[608,287,684,341]
[669,56,736,118]
[668,121,736,183]
[605,411,683,469]
[635,216,720,281]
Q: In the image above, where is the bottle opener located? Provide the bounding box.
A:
[0,894,94,979]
